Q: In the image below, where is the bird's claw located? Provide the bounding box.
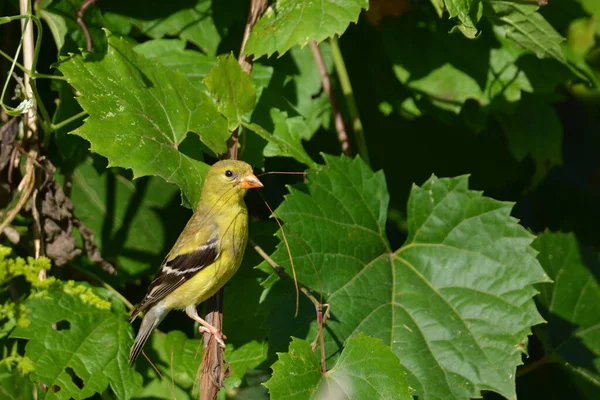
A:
[199,326,227,348]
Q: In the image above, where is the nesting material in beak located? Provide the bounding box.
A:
[239,173,263,189]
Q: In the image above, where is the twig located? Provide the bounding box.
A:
[255,194,300,316]
[75,0,96,52]
[310,41,351,156]
[31,188,42,259]
[249,239,330,374]
[0,154,36,235]
[516,355,554,378]
[200,294,227,400]
[199,1,268,398]
[237,0,268,75]
[329,36,369,165]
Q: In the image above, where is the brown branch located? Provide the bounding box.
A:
[249,239,330,374]
[75,0,96,52]
[237,0,268,75]
[199,1,268,398]
[310,41,351,156]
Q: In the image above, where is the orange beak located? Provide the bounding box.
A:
[239,172,263,189]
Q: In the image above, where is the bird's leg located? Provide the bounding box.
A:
[185,305,227,348]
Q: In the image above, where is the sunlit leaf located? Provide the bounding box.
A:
[204,54,257,130]
[246,0,369,57]
[264,334,411,400]
[485,0,566,63]
[263,155,549,399]
[11,288,142,399]
[59,31,229,207]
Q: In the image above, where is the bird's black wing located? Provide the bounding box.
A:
[130,235,219,321]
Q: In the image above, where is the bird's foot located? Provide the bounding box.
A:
[199,325,227,348]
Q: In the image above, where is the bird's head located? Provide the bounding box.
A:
[201,160,263,205]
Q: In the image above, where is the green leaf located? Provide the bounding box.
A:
[204,54,257,130]
[485,0,566,63]
[59,31,229,207]
[225,341,269,388]
[134,39,216,90]
[532,232,600,389]
[383,20,532,112]
[134,39,275,97]
[264,334,411,400]
[39,9,68,51]
[245,0,369,57]
[444,0,483,38]
[495,93,563,187]
[243,116,317,168]
[70,158,187,277]
[131,330,201,400]
[382,18,570,114]
[0,364,35,400]
[11,288,142,400]
[102,0,221,55]
[263,155,549,399]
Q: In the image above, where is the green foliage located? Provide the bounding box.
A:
[261,155,548,399]
[12,287,141,399]
[246,0,369,57]
[58,31,227,207]
[265,334,412,399]
[204,54,257,130]
[2,0,600,399]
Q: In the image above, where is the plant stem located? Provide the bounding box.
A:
[51,110,88,131]
[329,36,369,164]
[310,41,351,157]
[516,356,554,378]
[250,239,320,309]
[250,238,330,373]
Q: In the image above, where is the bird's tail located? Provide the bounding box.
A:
[129,305,167,367]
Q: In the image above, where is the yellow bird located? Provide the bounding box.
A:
[129,160,263,366]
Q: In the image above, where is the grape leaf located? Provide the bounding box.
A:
[245,0,369,57]
[101,0,221,55]
[133,39,217,90]
[495,93,563,187]
[485,0,566,63]
[11,288,142,400]
[226,341,269,388]
[443,0,483,38]
[134,39,274,97]
[204,54,257,130]
[265,334,411,400]
[383,20,533,113]
[532,232,600,389]
[243,119,317,168]
[0,364,35,400]
[59,32,229,207]
[39,9,68,51]
[262,155,549,399]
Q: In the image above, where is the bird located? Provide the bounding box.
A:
[128,160,263,366]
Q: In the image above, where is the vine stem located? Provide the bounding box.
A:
[249,239,330,375]
[51,110,88,131]
[516,355,555,378]
[310,41,351,156]
[329,36,369,164]
[199,2,268,399]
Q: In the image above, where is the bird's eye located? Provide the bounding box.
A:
[225,170,233,178]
